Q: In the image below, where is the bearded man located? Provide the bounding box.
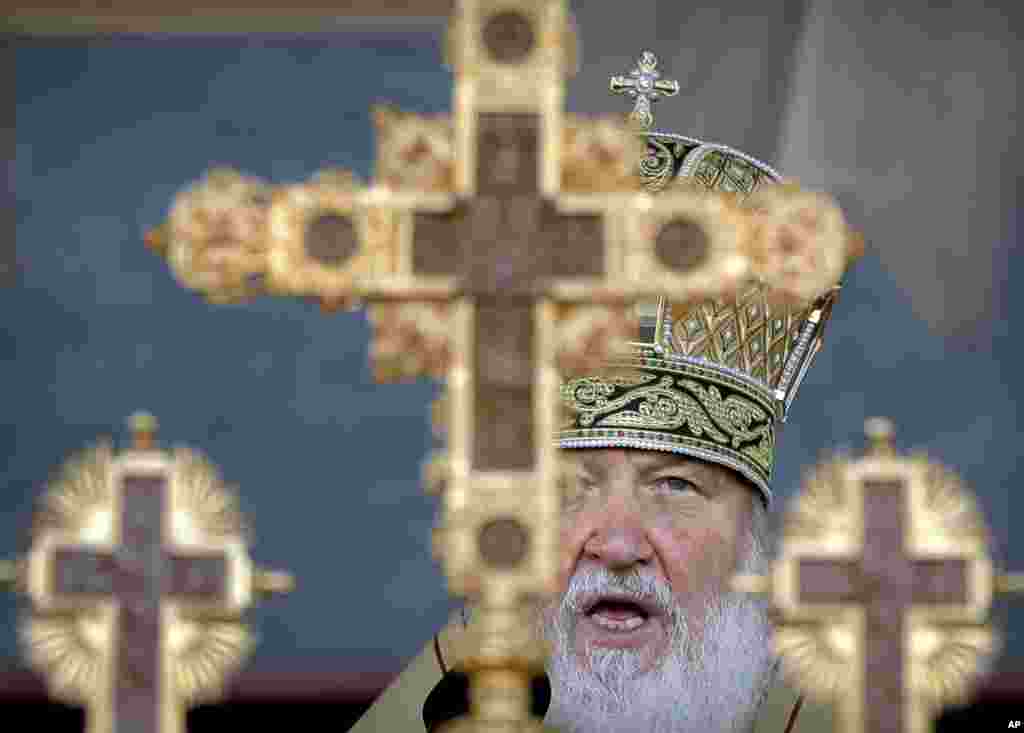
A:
[349,86,842,733]
[537,447,788,733]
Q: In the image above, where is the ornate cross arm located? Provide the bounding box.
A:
[732,417,1024,733]
[1,412,293,733]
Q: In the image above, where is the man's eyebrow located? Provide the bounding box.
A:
[638,458,688,475]
[573,458,602,478]
[634,455,696,477]
[574,454,702,478]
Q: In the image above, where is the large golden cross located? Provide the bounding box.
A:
[1,413,293,733]
[141,2,856,730]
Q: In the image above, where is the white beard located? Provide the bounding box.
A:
[538,540,778,733]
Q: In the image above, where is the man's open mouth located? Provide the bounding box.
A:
[582,594,659,632]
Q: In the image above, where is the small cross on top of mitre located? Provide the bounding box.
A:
[609,50,681,130]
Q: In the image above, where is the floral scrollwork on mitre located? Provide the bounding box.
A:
[677,379,769,447]
[638,136,678,193]
[562,373,730,442]
[367,300,453,382]
[561,371,774,476]
[561,369,655,406]
[677,378,773,472]
[166,167,273,303]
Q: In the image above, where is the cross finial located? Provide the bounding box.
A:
[128,410,159,450]
[864,416,896,456]
[609,50,680,130]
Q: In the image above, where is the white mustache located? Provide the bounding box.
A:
[560,566,677,621]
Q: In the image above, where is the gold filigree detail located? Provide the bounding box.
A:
[677,379,769,447]
[773,618,860,702]
[168,446,249,542]
[638,137,676,192]
[621,189,751,301]
[22,443,254,707]
[560,115,644,193]
[668,281,810,389]
[367,300,453,381]
[560,372,773,474]
[909,455,989,549]
[743,184,853,306]
[266,169,399,298]
[909,625,997,711]
[31,441,115,540]
[782,457,856,545]
[553,301,636,375]
[166,167,272,304]
[373,105,456,193]
[171,620,253,704]
[19,608,109,704]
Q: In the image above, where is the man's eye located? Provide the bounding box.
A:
[559,477,592,503]
[655,477,698,494]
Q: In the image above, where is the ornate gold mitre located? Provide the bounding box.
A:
[559,51,853,505]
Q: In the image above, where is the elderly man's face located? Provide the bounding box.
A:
[538,448,775,732]
[554,448,756,670]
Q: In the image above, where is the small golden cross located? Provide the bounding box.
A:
[609,50,681,130]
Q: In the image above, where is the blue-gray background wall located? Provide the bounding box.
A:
[4,0,1022,679]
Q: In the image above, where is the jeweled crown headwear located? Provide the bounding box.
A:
[558,51,844,506]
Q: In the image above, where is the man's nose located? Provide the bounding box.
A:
[582,516,654,571]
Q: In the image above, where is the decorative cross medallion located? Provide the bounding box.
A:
[609,50,680,130]
[734,417,1024,733]
[52,472,229,729]
[6,413,293,733]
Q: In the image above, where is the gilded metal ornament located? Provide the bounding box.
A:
[732,418,1024,733]
[367,299,454,381]
[166,168,272,303]
[618,187,752,300]
[609,51,680,131]
[638,136,679,192]
[266,168,400,301]
[3,413,292,733]
[744,184,853,307]
[373,105,456,193]
[552,301,636,375]
[560,114,646,193]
